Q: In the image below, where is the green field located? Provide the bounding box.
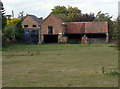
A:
[2,43,118,87]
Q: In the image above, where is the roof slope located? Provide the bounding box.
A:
[29,15,42,25]
[66,22,85,34]
[65,22,108,34]
[41,14,64,24]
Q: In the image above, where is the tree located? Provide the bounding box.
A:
[6,17,23,41]
[51,6,67,15]
[51,6,82,22]
[7,18,22,26]
[0,0,7,29]
[116,20,120,50]
[16,21,24,41]
[67,6,81,19]
[74,13,95,22]
[94,11,112,21]
[0,1,7,46]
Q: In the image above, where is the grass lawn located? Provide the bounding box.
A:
[2,43,118,87]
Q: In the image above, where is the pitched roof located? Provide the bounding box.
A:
[29,15,42,25]
[66,22,85,34]
[41,14,64,24]
[66,22,108,34]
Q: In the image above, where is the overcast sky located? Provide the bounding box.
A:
[2,0,119,20]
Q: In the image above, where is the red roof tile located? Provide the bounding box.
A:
[65,22,108,34]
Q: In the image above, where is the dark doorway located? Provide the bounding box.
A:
[44,35,58,43]
[66,34,84,40]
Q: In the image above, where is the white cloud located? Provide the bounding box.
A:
[2,0,119,20]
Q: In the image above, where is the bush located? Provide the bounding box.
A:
[2,33,7,46]
[2,25,15,38]
[16,22,24,41]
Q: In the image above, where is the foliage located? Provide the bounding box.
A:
[74,13,95,22]
[51,6,67,15]
[117,20,120,50]
[3,25,15,37]
[112,21,118,39]
[7,18,22,26]
[16,21,24,41]
[0,1,7,29]
[2,17,23,46]
[55,14,73,22]
[0,1,7,46]
[51,6,81,22]
[94,11,112,21]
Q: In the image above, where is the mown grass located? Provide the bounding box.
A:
[2,43,118,87]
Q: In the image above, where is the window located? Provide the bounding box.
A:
[24,25,28,27]
[33,25,36,27]
[48,26,53,34]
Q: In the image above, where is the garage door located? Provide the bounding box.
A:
[44,35,58,43]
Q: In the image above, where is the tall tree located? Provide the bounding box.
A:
[51,6,82,22]
[0,0,7,29]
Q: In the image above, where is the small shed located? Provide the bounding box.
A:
[22,14,42,44]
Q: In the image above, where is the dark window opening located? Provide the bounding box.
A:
[33,25,36,27]
[24,25,28,27]
[48,26,53,34]
[44,35,58,43]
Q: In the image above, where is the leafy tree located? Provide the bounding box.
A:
[2,25,15,38]
[7,18,22,26]
[0,1,7,46]
[67,6,81,19]
[51,6,82,22]
[74,13,95,22]
[6,17,23,41]
[116,20,120,50]
[56,13,73,22]
[94,11,112,21]
[16,21,24,41]
[51,6,67,15]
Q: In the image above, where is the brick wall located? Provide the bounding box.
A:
[41,14,65,42]
[22,15,39,29]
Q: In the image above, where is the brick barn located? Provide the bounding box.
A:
[40,14,109,43]
[22,14,42,44]
[41,14,66,43]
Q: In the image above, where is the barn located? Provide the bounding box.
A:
[41,14,66,43]
[65,22,109,43]
[22,14,42,44]
[40,14,109,44]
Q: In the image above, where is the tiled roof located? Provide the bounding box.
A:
[65,22,108,34]
[29,15,42,25]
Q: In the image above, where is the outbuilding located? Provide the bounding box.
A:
[40,14,109,43]
[41,14,67,43]
[22,14,42,44]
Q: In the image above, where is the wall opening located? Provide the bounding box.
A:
[44,35,58,43]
